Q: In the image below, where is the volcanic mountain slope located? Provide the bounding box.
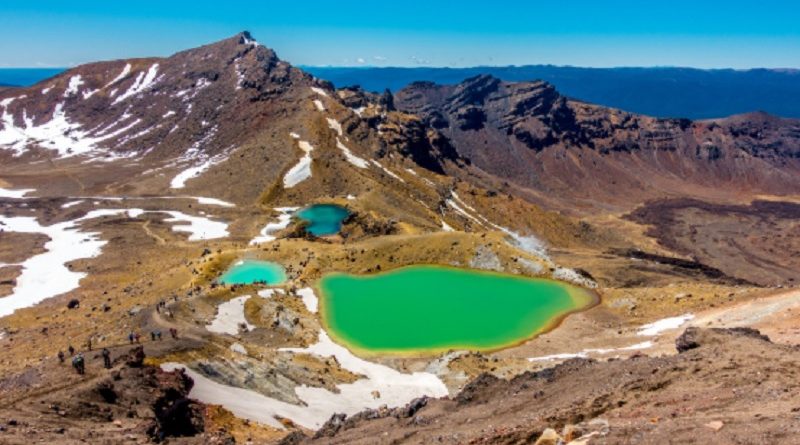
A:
[294,327,800,445]
[393,75,800,213]
[0,31,462,206]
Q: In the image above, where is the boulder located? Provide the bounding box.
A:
[534,428,562,445]
[676,327,770,353]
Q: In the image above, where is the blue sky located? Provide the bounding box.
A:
[1,1,798,68]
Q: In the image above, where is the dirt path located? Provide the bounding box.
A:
[141,219,166,245]
[689,288,800,343]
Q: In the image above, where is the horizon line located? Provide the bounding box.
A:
[1,64,799,72]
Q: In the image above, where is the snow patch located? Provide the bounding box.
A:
[325,118,343,136]
[104,63,131,88]
[638,314,695,336]
[161,211,229,241]
[336,138,369,169]
[0,187,35,199]
[242,34,259,46]
[310,87,329,98]
[230,343,247,354]
[207,295,255,335]
[257,288,284,299]
[297,287,318,313]
[112,63,159,104]
[169,128,228,189]
[81,89,99,100]
[193,197,235,208]
[528,341,655,362]
[370,160,404,182]
[61,200,84,209]
[283,141,314,188]
[0,209,134,317]
[441,219,454,232]
[63,75,84,97]
[250,207,298,245]
[0,101,142,158]
[313,99,325,111]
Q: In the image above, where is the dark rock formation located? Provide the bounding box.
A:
[394,76,800,212]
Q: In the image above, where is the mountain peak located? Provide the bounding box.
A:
[237,30,257,46]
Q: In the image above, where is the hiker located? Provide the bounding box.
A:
[57,350,65,364]
[150,331,156,341]
[101,348,112,369]
[169,328,178,339]
[134,332,141,343]
[155,330,162,341]
[72,353,85,375]
[68,345,75,356]
[128,332,135,344]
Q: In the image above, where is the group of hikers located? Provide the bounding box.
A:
[57,347,111,375]
[57,295,185,374]
[126,328,178,344]
[58,326,179,374]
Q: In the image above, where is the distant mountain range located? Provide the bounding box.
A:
[305,66,800,119]
[2,35,799,215]
[3,65,799,119]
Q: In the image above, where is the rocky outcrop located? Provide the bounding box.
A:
[676,326,771,353]
[298,328,800,444]
[0,347,234,444]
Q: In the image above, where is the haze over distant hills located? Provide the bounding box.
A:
[305,65,800,119]
[4,65,799,119]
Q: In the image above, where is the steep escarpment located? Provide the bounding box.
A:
[394,75,800,213]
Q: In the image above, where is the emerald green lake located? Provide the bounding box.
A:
[296,204,350,236]
[319,265,595,354]
[219,260,287,285]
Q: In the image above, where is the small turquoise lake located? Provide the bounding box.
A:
[297,204,350,236]
[219,260,287,285]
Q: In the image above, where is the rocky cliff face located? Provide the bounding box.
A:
[395,75,800,212]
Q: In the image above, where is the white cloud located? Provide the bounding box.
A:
[373,56,387,62]
[356,57,366,64]
[411,56,431,65]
